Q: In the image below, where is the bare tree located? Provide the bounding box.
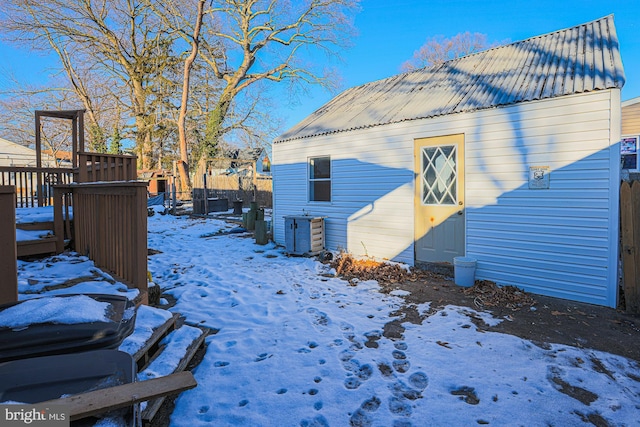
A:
[198,0,358,151]
[401,32,494,72]
[146,0,359,192]
[1,0,359,184]
[0,0,181,169]
[146,0,208,192]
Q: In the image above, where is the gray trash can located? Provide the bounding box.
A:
[453,257,477,287]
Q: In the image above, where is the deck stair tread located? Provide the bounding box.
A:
[138,325,207,424]
[118,305,208,425]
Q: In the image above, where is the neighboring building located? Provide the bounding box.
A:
[273,15,624,307]
[226,147,271,176]
[621,97,640,174]
[0,138,57,167]
[196,147,271,182]
[42,149,73,167]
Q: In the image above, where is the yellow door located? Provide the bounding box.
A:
[414,134,465,263]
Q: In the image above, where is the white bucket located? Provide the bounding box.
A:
[453,257,477,287]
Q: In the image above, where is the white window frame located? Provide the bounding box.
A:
[308,156,331,202]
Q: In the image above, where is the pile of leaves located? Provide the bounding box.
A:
[464,280,536,310]
[328,252,434,286]
[327,252,536,311]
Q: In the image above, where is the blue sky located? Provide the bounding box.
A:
[281,0,640,130]
[1,0,638,136]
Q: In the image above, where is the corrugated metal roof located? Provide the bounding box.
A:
[276,15,625,143]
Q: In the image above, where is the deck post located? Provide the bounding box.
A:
[0,186,18,305]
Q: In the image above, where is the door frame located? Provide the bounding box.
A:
[413,133,466,264]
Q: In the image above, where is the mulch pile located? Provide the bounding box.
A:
[327,252,536,311]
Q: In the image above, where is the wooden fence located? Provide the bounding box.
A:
[620,180,640,314]
[194,175,272,209]
[0,186,18,305]
[55,182,148,304]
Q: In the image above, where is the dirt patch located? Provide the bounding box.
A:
[326,253,640,362]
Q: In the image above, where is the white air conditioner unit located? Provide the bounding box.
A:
[283,216,325,256]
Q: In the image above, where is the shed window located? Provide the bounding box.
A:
[309,156,331,202]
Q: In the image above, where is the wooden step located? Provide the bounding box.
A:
[132,313,180,372]
[40,371,197,422]
[140,325,207,425]
[16,236,58,257]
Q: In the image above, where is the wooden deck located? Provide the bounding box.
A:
[1,151,147,305]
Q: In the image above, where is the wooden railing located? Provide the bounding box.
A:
[1,152,136,208]
[0,186,18,305]
[77,152,137,183]
[0,166,74,207]
[54,182,148,304]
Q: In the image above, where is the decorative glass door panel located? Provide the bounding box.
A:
[421,145,457,206]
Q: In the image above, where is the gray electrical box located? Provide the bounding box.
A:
[284,216,326,255]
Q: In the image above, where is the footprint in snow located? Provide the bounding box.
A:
[378,362,394,378]
[350,395,381,426]
[254,353,272,362]
[300,415,330,427]
[340,322,354,332]
[360,396,381,412]
[306,307,330,330]
[356,364,374,380]
[392,350,407,360]
[408,372,429,390]
[339,349,355,362]
[388,396,412,416]
[394,342,408,351]
[213,361,229,367]
[364,330,382,348]
[450,386,480,405]
[393,360,410,373]
[349,409,372,427]
[390,381,423,401]
[344,377,362,390]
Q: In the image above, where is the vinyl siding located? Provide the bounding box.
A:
[273,89,619,307]
[622,99,640,135]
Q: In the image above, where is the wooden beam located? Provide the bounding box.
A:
[0,186,17,305]
[39,371,197,421]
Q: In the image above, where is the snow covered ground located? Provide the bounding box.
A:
[11,210,640,426]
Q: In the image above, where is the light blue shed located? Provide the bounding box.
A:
[273,15,625,307]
